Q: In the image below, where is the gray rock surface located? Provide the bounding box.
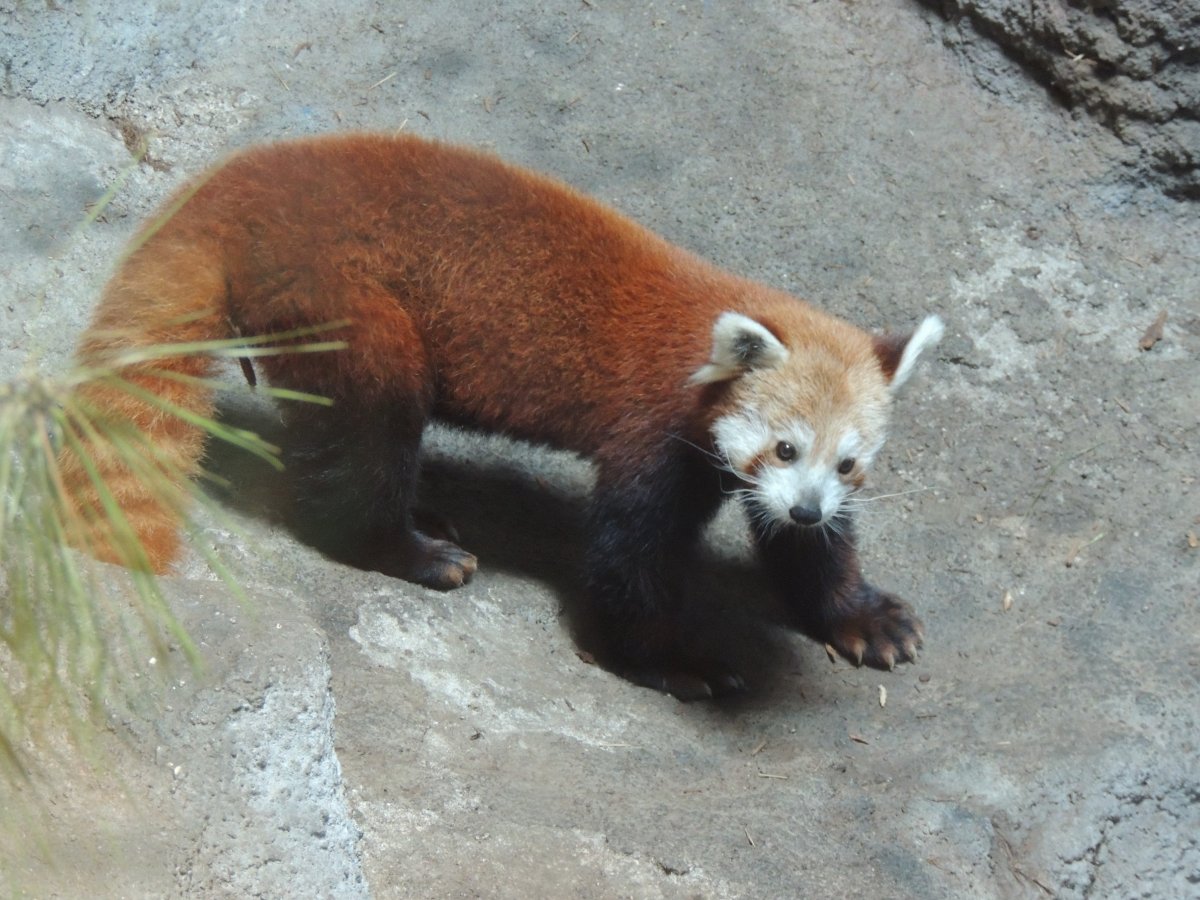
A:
[921,0,1200,197]
[2,1,1198,897]
[0,581,363,898]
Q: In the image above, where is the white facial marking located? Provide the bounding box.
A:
[711,410,773,472]
[771,420,815,465]
[837,430,862,464]
[713,413,870,531]
[757,460,844,525]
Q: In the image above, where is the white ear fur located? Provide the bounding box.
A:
[889,315,944,391]
[690,311,789,385]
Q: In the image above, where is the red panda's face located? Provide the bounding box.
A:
[692,310,942,533]
[709,355,890,532]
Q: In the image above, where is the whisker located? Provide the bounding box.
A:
[723,489,758,502]
[667,431,763,489]
[667,432,723,465]
[823,509,855,539]
[850,485,932,504]
[739,498,787,540]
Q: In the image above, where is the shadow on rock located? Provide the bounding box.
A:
[204,395,810,702]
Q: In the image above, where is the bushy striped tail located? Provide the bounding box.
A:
[55,244,230,573]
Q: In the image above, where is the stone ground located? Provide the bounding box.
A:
[1,1,1197,897]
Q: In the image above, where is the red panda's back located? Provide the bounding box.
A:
[171,134,729,452]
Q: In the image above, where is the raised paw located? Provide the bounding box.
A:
[382,530,478,590]
[827,589,923,670]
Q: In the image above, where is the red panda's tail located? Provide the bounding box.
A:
[55,241,231,573]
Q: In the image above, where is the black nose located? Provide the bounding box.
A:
[789,505,823,526]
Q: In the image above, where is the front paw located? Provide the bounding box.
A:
[827,589,923,670]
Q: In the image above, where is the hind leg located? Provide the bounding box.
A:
[253,292,476,589]
[281,399,476,588]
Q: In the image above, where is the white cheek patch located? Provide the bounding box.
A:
[711,410,772,472]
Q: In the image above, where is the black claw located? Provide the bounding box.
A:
[710,672,748,697]
[623,665,747,702]
[663,674,713,702]
[829,589,924,672]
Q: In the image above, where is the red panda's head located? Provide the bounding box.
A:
[691,309,943,533]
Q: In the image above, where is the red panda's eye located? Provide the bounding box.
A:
[837,458,856,475]
[775,441,796,462]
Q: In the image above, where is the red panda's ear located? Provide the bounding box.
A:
[873,315,944,391]
[690,312,789,385]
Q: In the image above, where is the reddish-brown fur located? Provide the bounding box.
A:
[61,133,877,569]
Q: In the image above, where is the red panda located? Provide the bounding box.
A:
[58,133,942,700]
